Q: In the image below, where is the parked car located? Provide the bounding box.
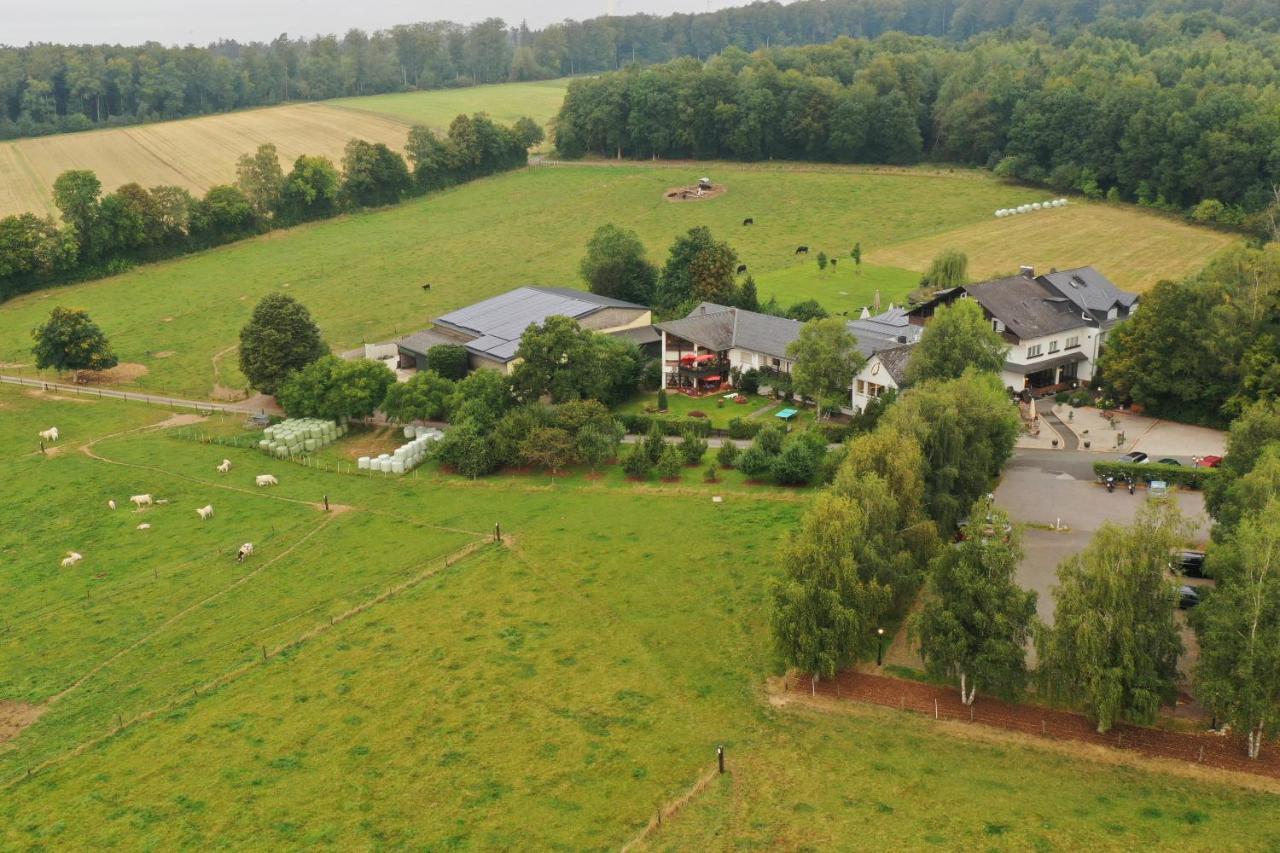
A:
[1179,585,1200,609]
[1119,451,1149,464]
[1156,458,1182,466]
[1196,455,1223,468]
[1175,550,1207,578]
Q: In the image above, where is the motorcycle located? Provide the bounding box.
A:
[1127,477,1135,495]
[1105,475,1115,493]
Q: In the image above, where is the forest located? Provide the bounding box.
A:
[6,0,1280,140]
[553,15,1280,231]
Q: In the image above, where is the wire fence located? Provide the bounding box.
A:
[789,671,1280,779]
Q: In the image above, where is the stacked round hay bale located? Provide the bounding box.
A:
[259,417,341,458]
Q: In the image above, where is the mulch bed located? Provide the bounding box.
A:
[790,670,1280,778]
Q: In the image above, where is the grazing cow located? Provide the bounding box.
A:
[38,427,59,442]
[795,246,809,255]
[196,504,214,520]
[216,459,232,474]
[736,264,748,274]
[830,258,838,268]
[60,551,82,568]
[237,542,255,562]
[108,499,116,510]
[421,283,432,291]
[130,494,153,510]
[136,523,151,530]
[256,474,278,487]
[742,218,754,226]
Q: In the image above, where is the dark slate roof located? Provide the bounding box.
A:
[966,276,1087,341]
[654,303,803,360]
[607,325,662,346]
[847,306,922,358]
[1037,267,1138,317]
[432,286,647,363]
[397,327,467,357]
[874,343,916,384]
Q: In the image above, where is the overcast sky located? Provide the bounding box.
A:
[2,0,753,47]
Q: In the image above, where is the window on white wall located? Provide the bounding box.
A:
[1048,340,1060,353]
[1027,344,1042,358]
[1065,335,1080,349]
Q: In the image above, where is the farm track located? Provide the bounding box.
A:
[793,670,1280,780]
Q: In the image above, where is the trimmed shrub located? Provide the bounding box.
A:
[755,423,785,456]
[425,344,470,380]
[704,464,719,482]
[1092,461,1217,489]
[737,446,773,478]
[717,442,739,468]
[618,414,712,437]
[643,421,667,463]
[656,444,683,479]
[680,431,708,465]
[727,417,762,440]
[738,369,760,395]
[622,444,651,479]
[657,388,669,411]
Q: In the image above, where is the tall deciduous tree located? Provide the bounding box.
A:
[913,499,1037,705]
[579,223,657,306]
[277,355,395,421]
[1036,501,1188,733]
[787,316,864,417]
[51,170,102,259]
[519,426,577,474]
[771,492,894,681]
[341,138,411,207]
[235,142,285,218]
[656,226,738,311]
[31,306,118,373]
[238,293,328,395]
[905,298,1008,385]
[279,155,341,223]
[918,248,968,292]
[381,369,455,423]
[1194,499,1280,758]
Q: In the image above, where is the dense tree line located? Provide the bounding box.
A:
[1099,246,1280,427]
[8,0,1280,139]
[0,112,538,302]
[555,16,1280,230]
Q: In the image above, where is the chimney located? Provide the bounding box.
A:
[859,306,871,319]
[1020,265,1035,279]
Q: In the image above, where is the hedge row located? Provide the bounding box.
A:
[1092,461,1218,489]
[617,413,713,437]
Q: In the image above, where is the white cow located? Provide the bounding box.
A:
[255,474,278,487]
[108,499,116,510]
[196,504,214,520]
[236,542,254,562]
[60,551,82,568]
[216,459,232,474]
[136,523,151,530]
[130,494,153,510]
[38,427,59,442]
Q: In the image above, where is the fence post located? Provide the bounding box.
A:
[934,699,938,720]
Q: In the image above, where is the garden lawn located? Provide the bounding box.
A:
[614,390,765,429]
[752,261,919,317]
[4,389,1280,848]
[0,163,1226,399]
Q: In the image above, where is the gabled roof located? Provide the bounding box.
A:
[654,303,802,360]
[872,343,916,385]
[1037,266,1138,317]
[966,276,1088,341]
[847,306,921,358]
[397,327,468,357]
[432,286,647,363]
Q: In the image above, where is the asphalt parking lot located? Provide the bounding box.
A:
[995,450,1211,674]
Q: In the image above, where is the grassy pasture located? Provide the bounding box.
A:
[4,387,1280,847]
[3,163,1228,400]
[869,201,1238,292]
[0,79,571,217]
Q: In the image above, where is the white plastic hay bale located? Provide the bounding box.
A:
[274,446,289,459]
[1032,202,1042,211]
[304,439,318,452]
[263,427,275,439]
[358,456,370,470]
[403,425,416,439]
[258,439,270,450]
[391,460,405,475]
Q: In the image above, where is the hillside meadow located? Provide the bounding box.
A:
[0,163,1233,399]
[0,79,570,217]
[3,385,1280,848]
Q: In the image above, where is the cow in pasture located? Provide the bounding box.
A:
[237,542,254,562]
[256,474,278,487]
[216,459,232,473]
[196,504,214,520]
[795,246,809,255]
[61,551,82,568]
[421,283,432,291]
[830,258,838,268]
[38,427,59,442]
[108,499,116,510]
[736,264,748,274]
[130,494,153,510]
[742,218,754,226]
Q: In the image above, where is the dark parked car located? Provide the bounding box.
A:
[1179,585,1200,609]
[1119,451,1149,464]
[1156,458,1181,466]
[1175,550,1207,578]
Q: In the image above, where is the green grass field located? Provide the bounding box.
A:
[0,162,1230,401]
[329,78,570,143]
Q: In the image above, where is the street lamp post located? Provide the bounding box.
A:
[876,627,886,667]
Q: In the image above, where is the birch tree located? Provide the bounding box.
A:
[913,499,1037,705]
[1036,501,1188,733]
[1194,500,1280,758]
